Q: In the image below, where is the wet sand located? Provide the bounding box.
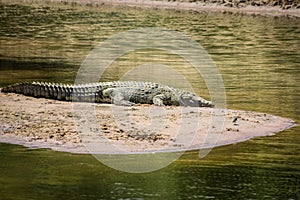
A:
[0,92,295,154]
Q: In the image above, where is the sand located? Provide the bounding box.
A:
[0,92,295,154]
[94,0,300,17]
[2,0,299,17]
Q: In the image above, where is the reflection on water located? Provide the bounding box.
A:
[0,2,299,200]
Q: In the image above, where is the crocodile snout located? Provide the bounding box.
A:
[200,100,214,107]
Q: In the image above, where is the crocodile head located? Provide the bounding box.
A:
[180,92,214,107]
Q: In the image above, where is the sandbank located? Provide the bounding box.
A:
[0,92,295,154]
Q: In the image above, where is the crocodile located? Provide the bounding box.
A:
[1,81,214,107]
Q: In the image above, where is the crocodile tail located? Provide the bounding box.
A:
[1,82,102,102]
[1,83,23,93]
[1,82,58,99]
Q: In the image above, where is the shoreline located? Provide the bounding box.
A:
[2,0,299,17]
[0,92,296,154]
[98,0,300,17]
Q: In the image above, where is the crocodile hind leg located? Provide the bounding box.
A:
[152,94,168,106]
[102,88,135,106]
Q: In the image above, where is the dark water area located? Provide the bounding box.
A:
[0,2,299,200]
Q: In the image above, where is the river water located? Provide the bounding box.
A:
[0,2,299,199]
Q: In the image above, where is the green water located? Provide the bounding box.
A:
[0,2,299,199]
